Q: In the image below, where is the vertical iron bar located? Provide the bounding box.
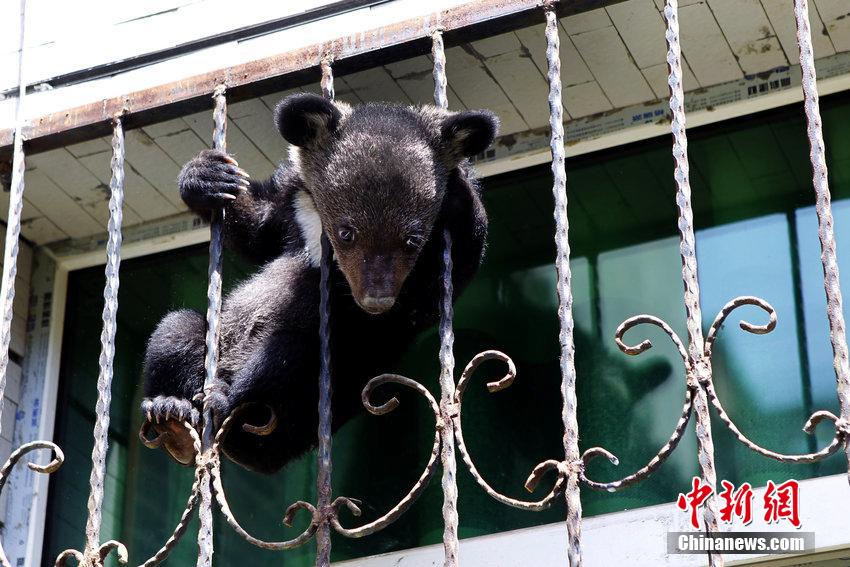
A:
[83,116,125,558]
[316,58,334,567]
[432,30,460,567]
[543,7,582,566]
[432,31,449,109]
[197,84,227,567]
[0,0,29,438]
[792,0,850,480]
[663,2,722,563]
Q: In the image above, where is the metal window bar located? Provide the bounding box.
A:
[0,1,848,566]
[0,1,66,565]
[432,29,461,566]
[794,0,850,473]
[316,57,335,566]
[55,114,130,567]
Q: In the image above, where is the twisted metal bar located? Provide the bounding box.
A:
[330,374,443,537]
[663,3,722,562]
[316,233,334,566]
[320,57,334,100]
[196,84,228,567]
[0,0,29,435]
[0,11,39,558]
[543,7,583,565]
[432,30,448,110]
[793,0,850,481]
[453,350,568,510]
[431,30,460,566]
[79,114,127,564]
[316,58,335,567]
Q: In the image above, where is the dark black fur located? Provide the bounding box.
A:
[142,95,498,473]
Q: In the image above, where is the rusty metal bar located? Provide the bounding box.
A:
[793,0,850,479]
[0,0,29,438]
[542,6,583,566]
[196,85,228,567]
[431,30,460,566]
[316,59,335,567]
[79,115,128,565]
[0,0,624,155]
[661,1,722,564]
[0,4,66,566]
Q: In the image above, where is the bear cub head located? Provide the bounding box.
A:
[275,93,498,315]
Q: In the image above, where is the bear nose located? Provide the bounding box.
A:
[361,295,395,314]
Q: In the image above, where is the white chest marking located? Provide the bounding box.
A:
[293,190,323,267]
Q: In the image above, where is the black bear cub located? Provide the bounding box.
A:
[142,93,498,473]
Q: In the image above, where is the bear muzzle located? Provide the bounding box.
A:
[359,295,396,315]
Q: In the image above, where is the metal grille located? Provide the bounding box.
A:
[0,1,847,566]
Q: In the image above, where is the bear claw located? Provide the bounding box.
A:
[140,396,201,466]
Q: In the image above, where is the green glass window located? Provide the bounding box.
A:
[42,93,850,565]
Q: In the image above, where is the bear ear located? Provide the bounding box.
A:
[440,110,499,162]
[274,93,342,147]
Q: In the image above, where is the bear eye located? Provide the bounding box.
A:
[337,225,355,243]
[404,235,424,252]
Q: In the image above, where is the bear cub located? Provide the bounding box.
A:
[141,93,498,474]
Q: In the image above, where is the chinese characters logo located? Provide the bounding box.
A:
[676,478,800,529]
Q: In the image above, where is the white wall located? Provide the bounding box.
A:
[0,0,339,91]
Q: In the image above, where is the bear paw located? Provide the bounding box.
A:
[178,149,250,211]
[140,396,201,466]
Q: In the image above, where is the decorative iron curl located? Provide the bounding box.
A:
[580,390,694,492]
[702,296,846,463]
[589,295,847,495]
[330,373,442,537]
[614,315,688,363]
[0,440,63,491]
[0,441,64,566]
[207,406,319,550]
[453,350,568,510]
[579,316,695,491]
[55,541,128,567]
[704,296,776,357]
[135,403,283,564]
[135,421,201,567]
